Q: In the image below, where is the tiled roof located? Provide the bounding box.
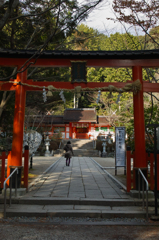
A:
[63,108,97,123]
[97,116,110,125]
[1,49,159,60]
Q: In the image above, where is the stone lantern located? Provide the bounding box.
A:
[45,132,51,157]
[102,139,107,157]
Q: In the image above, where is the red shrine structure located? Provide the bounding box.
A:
[28,108,114,140]
[0,49,159,191]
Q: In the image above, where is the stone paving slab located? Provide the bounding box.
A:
[68,193,85,198]
[22,156,130,200]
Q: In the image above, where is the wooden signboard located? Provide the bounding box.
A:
[71,61,87,83]
[115,127,126,175]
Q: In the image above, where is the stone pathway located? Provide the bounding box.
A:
[25,157,130,199]
[2,157,150,219]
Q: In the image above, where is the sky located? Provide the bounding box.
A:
[77,0,143,36]
[77,0,125,35]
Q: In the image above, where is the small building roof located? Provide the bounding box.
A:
[63,108,97,123]
[97,116,110,125]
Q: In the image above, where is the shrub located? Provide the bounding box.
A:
[49,140,59,150]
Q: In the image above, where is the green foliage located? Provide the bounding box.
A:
[101,32,142,51]
[125,103,159,152]
[66,24,103,50]
[0,0,85,50]
[149,26,159,42]
[144,104,159,152]
[0,91,15,132]
[0,135,12,153]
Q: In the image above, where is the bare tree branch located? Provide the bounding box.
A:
[0,0,19,31]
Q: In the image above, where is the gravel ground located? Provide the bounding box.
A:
[0,216,147,224]
[0,219,159,240]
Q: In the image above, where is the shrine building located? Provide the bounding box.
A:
[29,108,114,140]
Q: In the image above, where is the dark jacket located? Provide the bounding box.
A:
[64,143,74,158]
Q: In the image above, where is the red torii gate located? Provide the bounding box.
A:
[0,49,159,189]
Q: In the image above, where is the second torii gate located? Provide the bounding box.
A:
[1,49,159,189]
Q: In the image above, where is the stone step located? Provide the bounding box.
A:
[56,148,99,157]
[73,149,99,156]
[1,197,155,206]
[0,203,152,219]
[62,139,95,150]
[73,154,99,157]
[1,198,155,219]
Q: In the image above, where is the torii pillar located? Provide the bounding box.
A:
[7,68,27,177]
[133,66,147,188]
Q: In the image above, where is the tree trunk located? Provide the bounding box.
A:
[0,91,13,118]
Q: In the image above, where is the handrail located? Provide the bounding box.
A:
[3,167,18,218]
[138,168,149,220]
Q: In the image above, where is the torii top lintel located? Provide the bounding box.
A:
[1,49,159,67]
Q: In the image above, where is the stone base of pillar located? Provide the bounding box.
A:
[44,150,54,157]
[45,150,51,157]
[102,152,107,157]
[129,189,154,199]
[2,188,27,197]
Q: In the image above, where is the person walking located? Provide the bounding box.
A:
[64,141,74,166]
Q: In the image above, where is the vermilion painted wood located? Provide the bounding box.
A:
[88,123,91,139]
[133,66,146,168]
[0,82,16,91]
[6,150,11,187]
[143,82,159,92]
[0,58,27,67]
[69,122,72,139]
[1,57,159,67]
[86,59,159,68]
[1,81,159,92]
[11,69,27,167]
